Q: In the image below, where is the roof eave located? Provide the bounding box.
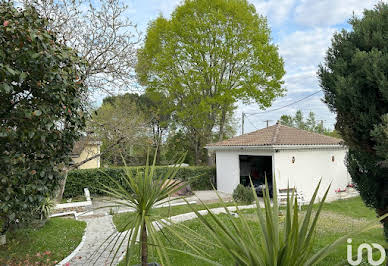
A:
[205,144,347,151]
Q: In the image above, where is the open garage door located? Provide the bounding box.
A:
[239,155,273,196]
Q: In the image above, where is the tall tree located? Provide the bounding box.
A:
[105,92,173,164]
[293,110,306,130]
[279,114,293,127]
[136,0,285,164]
[279,110,339,137]
[0,3,87,232]
[88,95,146,166]
[22,0,139,97]
[133,92,172,164]
[318,3,388,238]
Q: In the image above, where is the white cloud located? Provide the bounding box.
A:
[278,27,337,71]
[284,70,318,94]
[237,26,341,132]
[294,0,379,27]
[276,27,337,101]
[252,0,296,25]
[152,0,182,18]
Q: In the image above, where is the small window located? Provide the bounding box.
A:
[292,156,295,164]
[332,156,335,162]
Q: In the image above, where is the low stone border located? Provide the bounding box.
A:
[54,200,92,210]
[56,222,88,266]
[50,211,78,220]
[55,188,92,210]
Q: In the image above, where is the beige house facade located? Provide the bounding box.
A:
[71,139,102,169]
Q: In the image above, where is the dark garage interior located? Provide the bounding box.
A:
[239,155,273,195]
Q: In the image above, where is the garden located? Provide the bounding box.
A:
[112,197,385,266]
[1,0,387,266]
[0,218,86,265]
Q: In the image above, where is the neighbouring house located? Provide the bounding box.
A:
[206,122,353,202]
[70,138,102,169]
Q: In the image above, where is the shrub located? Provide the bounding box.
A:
[0,2,87,232]
[232,184,254,204]
[318,3,388,239]
[64,166,216,198]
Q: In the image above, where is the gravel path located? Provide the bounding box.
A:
[67,204,257,265]
[69,215,127,266]
[64,190,258,266]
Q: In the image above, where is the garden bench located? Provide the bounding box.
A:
[277,188,306,210]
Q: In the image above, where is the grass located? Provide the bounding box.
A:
[316,196,378,219]
[112,201,241,232]
[118,197,386,265]
[0,218,86,265]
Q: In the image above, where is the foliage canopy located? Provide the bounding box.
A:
[0,3,87,231]
[279,110,341,138]
[318,3,388,238]
[137,0,285,164]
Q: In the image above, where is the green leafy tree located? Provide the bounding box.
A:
[294,110,306,130]
[0,3,87,232]
[279,114,294,127]
[318,3,388,238]
[137,0,285,164]
[164,129,196,165]
[279,110,339,137]
[129,92,172,164]
[88,95,147,166]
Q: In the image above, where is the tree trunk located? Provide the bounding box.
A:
[141,221,148,266]
[55,171,68,202]
[208,151,215,166]
[194,135,201,165]
[218,108,227,141]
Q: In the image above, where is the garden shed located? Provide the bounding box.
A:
[206,122,352,202]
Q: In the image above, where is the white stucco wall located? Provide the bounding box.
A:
[214,147,351,202]
[215,149,274,194]
[273,148,351,202]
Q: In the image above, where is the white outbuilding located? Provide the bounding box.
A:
[206,123,352,202]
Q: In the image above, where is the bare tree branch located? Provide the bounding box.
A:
[70,136,125,169]
[21,0,141,99]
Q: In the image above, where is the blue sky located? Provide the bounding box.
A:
[118,0,381,134]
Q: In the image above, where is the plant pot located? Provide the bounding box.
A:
[0,234,6,245]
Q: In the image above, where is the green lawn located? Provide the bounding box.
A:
[118,197,386,265]
[0,218,86,265]
[113,201,241,232]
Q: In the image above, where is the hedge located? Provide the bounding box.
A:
[63,166,216,198]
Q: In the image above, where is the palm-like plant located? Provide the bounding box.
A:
[36,197,55,220]
[164,177,387,265]
[97,152,188,266]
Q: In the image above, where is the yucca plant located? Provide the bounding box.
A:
[163,177,387,265]
[36,197,55,220]
[95,152,188,266]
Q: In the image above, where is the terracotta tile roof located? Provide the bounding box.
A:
[207,123,343,147]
